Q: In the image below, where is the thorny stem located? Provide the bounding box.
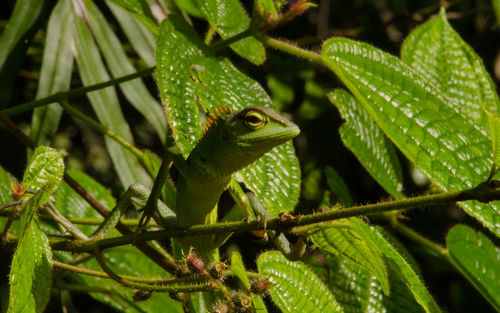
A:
[95,251,215,292]
[54,260,209,285]
[0,112,182,275]
[51,184,500,253]
[1,67,155,116]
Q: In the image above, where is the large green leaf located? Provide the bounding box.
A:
[83,0,167,144]
[322,37,499,237]
[156,16,300,214]
[310,218,389,295]
[8,190,53,313]
[71,4,151,188]
[307,253,425,313]
[30,0,74,148]
[257,251,343,313]
[0,0,44,70]
[447,225,500,311]
[328,89,404,199]
[362,226,441,313]
[195,0,266,65]
[401,8,500,125]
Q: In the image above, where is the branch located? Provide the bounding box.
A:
[51,184,500,253]
[1,67,155,116]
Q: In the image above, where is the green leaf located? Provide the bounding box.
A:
[71,6,152,188]
[306,253,425,313]
[494,0,500,27]
[362,226,441,313]
[485,111,500,168]
[257,0,278,16]
[107,0,159,35]
[0,166,17,205]
[447,225,500,311]
[156,17,300,214]
[230,252,268,312]
[328,89,404,199]
[310,218,389,295]
[195,0,266,65]
[174,0,204,18]
[0,0,45,70]
[54,170,116,235]
[107,1,156,66]
[23,146,65,202]
[324,166,353,206]
[322,38,499,237]
[257,251,343,313]
[30,0,74,148]
[8,189,53,313]
[401,8,500,134]
[83,0,168,144]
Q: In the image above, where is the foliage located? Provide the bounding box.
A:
[0,1,499,313]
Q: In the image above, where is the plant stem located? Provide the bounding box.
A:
[51,185,500,253]
[1,67,155,116]
[140,155,171,226]
[53,260,207,285]
[211,28,254,52]
[59,99,145,160]
[95,251,214,292]
[390,219,448,258]
[259,35,324,65]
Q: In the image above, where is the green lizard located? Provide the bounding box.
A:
[170,105,299,257]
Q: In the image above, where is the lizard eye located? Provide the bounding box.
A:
[243,110,267,130]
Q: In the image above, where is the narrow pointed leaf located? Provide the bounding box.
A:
[30,0,74,147]
[401,8,500,133]
[310,218,389,295]
[447,225,500,311]
[72,7,151,187]
[0,0,45,69]
[322,38,499,236]
[195,0,266,65]
[257,251,343,313]
[328,89,404,199]
[156,17,300,214]
[107,0,158,35]
[107,1,156,67]
[324,166,353,206]
[8,189,53,313]
[361,226,441,313]
[83,0,167,144]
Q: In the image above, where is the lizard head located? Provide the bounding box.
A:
[191,106,300,177]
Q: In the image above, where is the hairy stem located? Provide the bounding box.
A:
[51,185,500,253]
[259,35,324,65]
